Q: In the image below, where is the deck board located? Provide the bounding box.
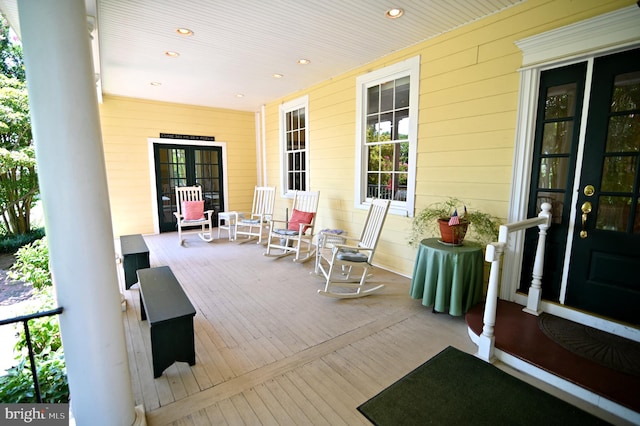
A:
[117,232,631,426]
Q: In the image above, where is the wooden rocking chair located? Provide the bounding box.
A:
[234,186,276,244]
[174,186,214,245]
[264,190,320,263]
[316,198,390,298]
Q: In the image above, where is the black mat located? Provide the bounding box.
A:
[357,346,610,426]
[539,313,640,377]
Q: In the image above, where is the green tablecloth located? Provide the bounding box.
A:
[410,238,484,316]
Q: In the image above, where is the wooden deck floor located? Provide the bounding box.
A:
[118,232,628,426]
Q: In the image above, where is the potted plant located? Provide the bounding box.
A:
[409,197,502,247]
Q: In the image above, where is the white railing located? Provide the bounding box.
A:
[476,202,552,362]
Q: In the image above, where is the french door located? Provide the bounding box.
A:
[523,48,640,325]
[154,144,224,232]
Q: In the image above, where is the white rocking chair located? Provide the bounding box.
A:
[234,186,276,244]
[174,186,214,245]
[264,190,320,263]
[316,198,390,298]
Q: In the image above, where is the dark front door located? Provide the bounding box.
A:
[154,144,224,232]
[523,48,640,325]
[564,49,640,325]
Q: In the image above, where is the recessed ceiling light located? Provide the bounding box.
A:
[272,73,284,79]
[176,28,194,36]
[165,51,180,57]
[150,81,162,86]
[385,8,404,19]
[235,93,244,98]
[297,59,311,65]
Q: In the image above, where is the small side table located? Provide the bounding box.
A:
[410,238,484,316]
[217,211,244,240]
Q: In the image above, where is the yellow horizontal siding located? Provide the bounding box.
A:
[100,95,256,237]
[261,0,636,276]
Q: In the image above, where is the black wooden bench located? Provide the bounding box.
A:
[137,266,196,378]
[120,234,150,290]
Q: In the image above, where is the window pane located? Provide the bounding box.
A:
[366,115,379,142]
[367,86,379,114]
[601,156,636,192]
[288,153,294,171]
[298,108,306,128]
[606,115,640,152]
[287,132,293,150]
[299,129,306,150]
[596,196,631,232]
[381,173,392,199]
[286,111,292,132]
[380,144,394,172]
[368,145,381,171]
[542,121,573,154]
[379,113,392,141]
[395,76,410,109]
[367,173,380,198]
[292,130,299,150]
[394,109,409,140]
[611,71,640,112]
[544,83,578,119]
[380,81,394,112]
[538,157,569,189]
[396,142,409,173]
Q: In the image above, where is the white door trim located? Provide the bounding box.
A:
[506,6,640,339]
[147,138,228,235]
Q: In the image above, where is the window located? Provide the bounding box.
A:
[279,96,309,196]
[356,56,419,215]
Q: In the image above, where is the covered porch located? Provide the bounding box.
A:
[118,232,632,425]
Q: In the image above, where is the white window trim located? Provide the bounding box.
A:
[354,55,420,216]
[279,95,310,198]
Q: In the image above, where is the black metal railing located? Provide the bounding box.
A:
[0,307,64,402]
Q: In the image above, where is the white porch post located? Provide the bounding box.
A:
[17,1,136,425]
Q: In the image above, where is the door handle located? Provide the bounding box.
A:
[580,201,592,239]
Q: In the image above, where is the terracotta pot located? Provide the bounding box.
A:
[437,218,469,245]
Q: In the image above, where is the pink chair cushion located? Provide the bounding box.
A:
[288,209,315,233]
[182,201,205,220]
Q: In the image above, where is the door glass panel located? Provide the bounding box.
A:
[536,191,564,224]
[538,157,569,189]
[606,115,640,152]
[542,122,573,154]
[610,71,640,112]
[596,196,631,232]
[544,83,578,119]
[601,156,636,192]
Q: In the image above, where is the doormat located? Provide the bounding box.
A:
[538,313,640,377]
[357,346,609,426]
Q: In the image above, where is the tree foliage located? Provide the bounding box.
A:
[0,15,37,236]
[0,15,25,81]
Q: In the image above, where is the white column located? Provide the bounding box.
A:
[17,1,136,425]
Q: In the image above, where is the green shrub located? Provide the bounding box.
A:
[9,236,51,290]
[0,235,68,403]
[0,350,68,403]
[0,227,45,253]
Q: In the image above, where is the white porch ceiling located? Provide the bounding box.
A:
[0,0,524,112]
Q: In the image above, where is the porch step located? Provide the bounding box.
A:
[465,300,640,416]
